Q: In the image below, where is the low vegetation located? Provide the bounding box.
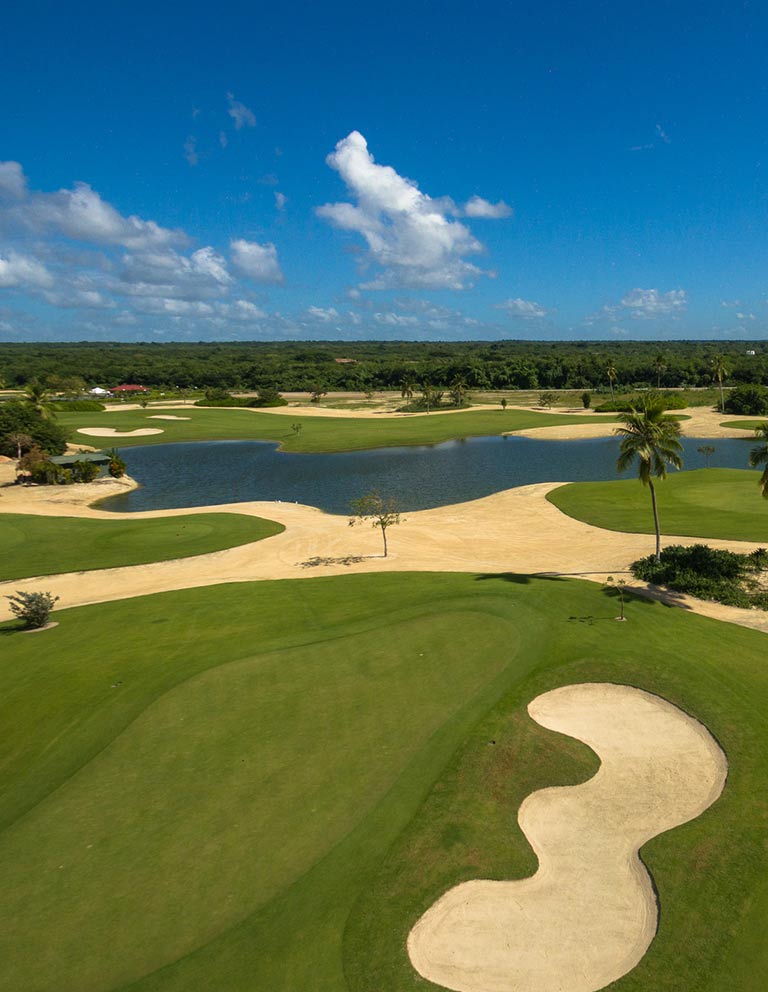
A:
[631,544,768,609]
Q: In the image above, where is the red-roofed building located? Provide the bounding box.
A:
[112,384,149,393]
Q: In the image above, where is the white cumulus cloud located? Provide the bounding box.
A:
[317,131,487,290]
[0,251,54,289]
[462,196,513,219]
[620,288,687,319]
[230,239,283,283]
[495,297,550,319]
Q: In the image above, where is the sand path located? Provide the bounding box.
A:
[408,683,727,992]
[1,470,766,633]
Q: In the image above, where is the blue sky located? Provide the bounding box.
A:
[1,0,767,342]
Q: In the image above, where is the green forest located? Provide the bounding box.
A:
[1,340,767,392]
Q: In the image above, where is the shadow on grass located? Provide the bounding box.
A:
[474,572,568,585]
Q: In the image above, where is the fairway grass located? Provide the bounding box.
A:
[1,572,767,990]
[547,468,768,543]
[0,512,284,580]
[57,405,608,453]
[723,419,768,432]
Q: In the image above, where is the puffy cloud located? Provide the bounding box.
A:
[230,238,283,283]
[0,161,27,199]
[7,167,187,249]
[462,196,513,219]
[620,288,687,319]
[114,247,232,301]
[495,297,550,319]
[317,131,487,290]
[274,191,287,210]
[227,92,256,130]
[0,251,54,289]
[306,305,339,321]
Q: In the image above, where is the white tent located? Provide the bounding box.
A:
[89,387,110,396]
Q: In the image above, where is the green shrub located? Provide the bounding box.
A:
[631,544,768,609]
[581,391,591,409]
[724,384,768,416]
[48,400,105,412]
[6,590,60,629]
[70,459,100,483]
[30,461,63,485]
[594,391,688,413]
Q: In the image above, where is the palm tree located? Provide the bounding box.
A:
[710,354,729,412]
[749,423,768,497]
[24,380,54,419]
[606,361,617,402]
[449,376,468,407]
[652,353,666,390]
[615,401,683,561]
[400,377,416,403]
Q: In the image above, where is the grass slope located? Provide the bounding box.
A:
[0,512,284,580]
[1,573,767,990]
[547,468,768,543]
[57,406,609,452]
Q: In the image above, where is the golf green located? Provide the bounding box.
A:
[547,468,768,543]
[0,512,284,580]
[57,405,609,452]
[0,572,766,990]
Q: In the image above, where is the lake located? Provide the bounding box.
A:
[101,435,758,515]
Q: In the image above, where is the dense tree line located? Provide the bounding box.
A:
[1,340,768,393]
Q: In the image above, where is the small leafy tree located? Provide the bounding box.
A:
[349,491,402,558]
[7,432,33,459]
[581,391,591,409]
[6,590,60,629]
[309,385,327,404]
[501,397,508,410]
[539,391,556,409]
[106,448,127,478]
[290,422,303,438]
[604,576,627,621]
[71,459,100,483]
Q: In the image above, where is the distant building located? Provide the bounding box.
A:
[50,451,112,477]
[112,384,149,393]
[746,350,756,356]
[334,358,357,364]
[89,387,112,396]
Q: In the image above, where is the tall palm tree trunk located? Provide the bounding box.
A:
[649,478,661,561]
[718,376,724,412]
[381,523,388,557]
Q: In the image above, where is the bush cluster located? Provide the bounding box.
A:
[723,384,768,416]
[594,392,689,413]
[0,402,68,458]
[47,400,106,412]
[631,544,768,609]
[195,387,287,408]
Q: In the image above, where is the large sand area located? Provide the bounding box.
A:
[408,682,727,992]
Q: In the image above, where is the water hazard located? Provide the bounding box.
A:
[102,435,757,515]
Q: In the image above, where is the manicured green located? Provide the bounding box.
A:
[547,468,768,542]
[0,512,284,580]
[723,419,768,432]
[1,572,768,991]
[56,406,611,453]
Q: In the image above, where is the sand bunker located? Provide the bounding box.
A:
[408,682,726,992]
[77,428,164,437]
[148,415,190,420]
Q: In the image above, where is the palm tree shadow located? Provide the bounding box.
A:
[474,572,568,585]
